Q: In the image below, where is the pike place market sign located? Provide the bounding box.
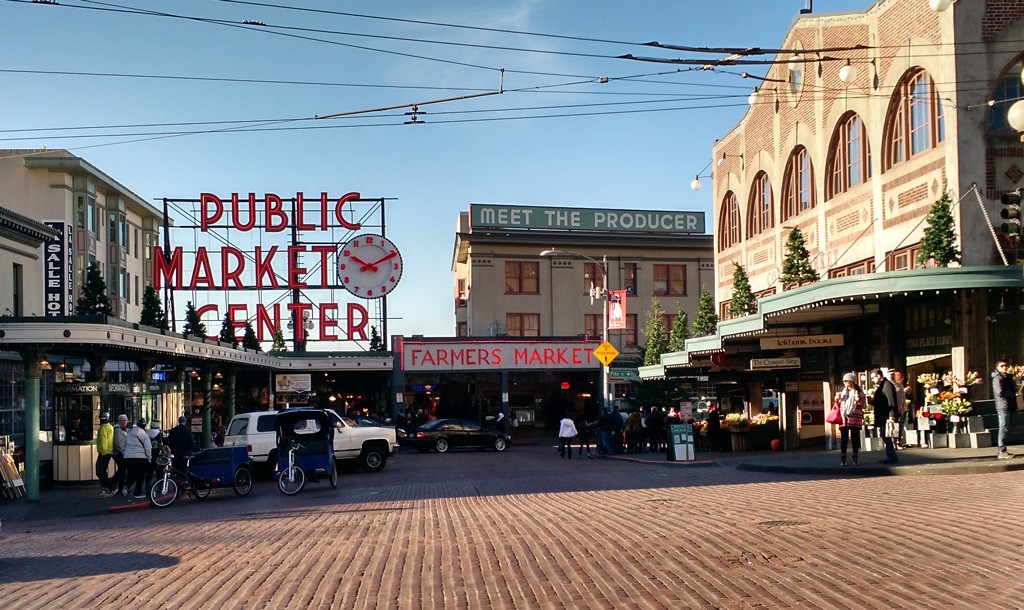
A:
[759,334,844,350]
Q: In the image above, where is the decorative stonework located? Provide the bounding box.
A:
[1004,163,1023,184]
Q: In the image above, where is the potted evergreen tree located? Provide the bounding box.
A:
[780,228,819,289]
[692,287,719,337]
[728,263,757,317]
[139,285,168,330]
[75,261,113,316]
[667,307,690,353]
[917,191,961,268]
[269,324,288,354]
[182,301,207,339]
[242,321,261,352]
[642,298,667,366]
[218,313,239,348]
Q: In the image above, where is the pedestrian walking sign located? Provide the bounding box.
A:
[593,340,619,366]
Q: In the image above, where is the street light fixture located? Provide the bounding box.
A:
[540,249,611,412]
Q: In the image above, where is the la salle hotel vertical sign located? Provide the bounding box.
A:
[43,221,74,316]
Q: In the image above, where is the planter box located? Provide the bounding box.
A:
[903,429,919,447]
[862,436,886,451]
[930,433,949,449]
[952,433,972,448]
[965,415,985,434]
[969,432,992,449]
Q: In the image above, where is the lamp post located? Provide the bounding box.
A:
[540,249,610,412]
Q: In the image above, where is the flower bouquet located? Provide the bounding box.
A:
[751,413,779,426]
[723,413,749,429]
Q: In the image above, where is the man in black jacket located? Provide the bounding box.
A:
[992,358,1019,459]
[871,368,899,464]
[166,416,194,472]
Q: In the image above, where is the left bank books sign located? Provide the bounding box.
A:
[399,339,601,372]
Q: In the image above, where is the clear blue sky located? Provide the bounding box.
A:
[2,0,871,346]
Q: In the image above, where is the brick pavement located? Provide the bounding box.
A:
[1,444,1023,609]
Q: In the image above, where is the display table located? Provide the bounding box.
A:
[729,429,750,452]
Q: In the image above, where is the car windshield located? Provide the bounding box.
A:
[226,418,248,436]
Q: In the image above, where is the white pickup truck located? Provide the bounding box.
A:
[224,408,397,475]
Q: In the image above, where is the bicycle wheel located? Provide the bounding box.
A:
[233,464,254,497]
[329,461,338,488]
[278,465,305,495]
[191,478,212,499]
[149,477,179,508]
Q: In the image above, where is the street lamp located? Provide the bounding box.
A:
[540,249,610,412]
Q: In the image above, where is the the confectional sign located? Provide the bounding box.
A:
[750,357,801,370]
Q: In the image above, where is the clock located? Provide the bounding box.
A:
[338,233,403,298]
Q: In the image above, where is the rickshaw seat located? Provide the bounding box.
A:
[295,439,330,455]
[191,447,234,465]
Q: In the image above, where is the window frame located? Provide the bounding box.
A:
[747,171,774,237]
[826,113,872,200]
[506,313,540,337]
[718,191,741,251]
[652,264,687,296]
[884,70,945,170]
[624,313,638,347]
[782,146,815,221]
[504,261,539,295]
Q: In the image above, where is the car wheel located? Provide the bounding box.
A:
[359,447,387,472]
[494,437,508,452]
[435,438,449,453]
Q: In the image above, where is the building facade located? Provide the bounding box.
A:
[641,0,1024,449]
[436,203,713,426]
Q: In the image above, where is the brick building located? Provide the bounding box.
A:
[641,0,1024,449]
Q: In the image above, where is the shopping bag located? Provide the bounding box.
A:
[825,404,842,424]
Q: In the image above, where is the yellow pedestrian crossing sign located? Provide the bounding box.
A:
[593,340,619,366]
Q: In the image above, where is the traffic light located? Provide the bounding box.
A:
[1000,189,1023,235]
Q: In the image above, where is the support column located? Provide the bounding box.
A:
[22,352,42,501]
[227,370,237,423]
[203,369,212,448]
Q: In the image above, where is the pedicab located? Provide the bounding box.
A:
[275,408,338,495]
[149,445,254,508]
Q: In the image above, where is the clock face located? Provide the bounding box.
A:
[338,233,403,298]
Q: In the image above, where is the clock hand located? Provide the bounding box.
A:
[350,255,379,273]
[366,251,397,269]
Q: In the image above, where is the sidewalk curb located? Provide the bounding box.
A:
[603,454,719,467]
[736,458,1024,477]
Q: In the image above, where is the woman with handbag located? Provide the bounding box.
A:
[834,373,866,466]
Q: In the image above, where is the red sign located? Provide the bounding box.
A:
[607,290,627,330]
[154,192,376,344]
[400,340,600,372]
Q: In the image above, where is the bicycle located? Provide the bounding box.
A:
[277,441,306,495]
[150,446,254,508]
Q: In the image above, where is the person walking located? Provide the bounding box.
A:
[992,357,1019,459]
[871,368,899,464]
[645,406,663,453]
[835,373,866,466]
[557,412,578,459]
[145,420,165,488]
[166,416,194,472]
[123,418,151,500]
[574,414,593,459]
[111,414,129,496]
[893,371,909,447]
[705,404,723,452]
[625,409,644,453]
[94,412,115,497]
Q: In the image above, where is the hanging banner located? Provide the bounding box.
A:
[607,290,627,330]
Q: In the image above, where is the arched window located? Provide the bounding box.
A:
[884,69,945,169]
[718,191,741,251]
[782,146,814,221]
[826,112,872,200]
[747,171,774,237]
[987,62,1024,133]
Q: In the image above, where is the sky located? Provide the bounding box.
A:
[1,0,874,348]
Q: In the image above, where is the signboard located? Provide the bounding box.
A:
[154,192,390,345]
[607,290,626,330]
[274,374,312,393]
[667,423,695,461]
[400,339,601,372]
[678,401,694,420]
[750,357,802,369]
[470,204,705,234]
[593,340,619,366]
[760,334,845,349]
[43,221,73,316]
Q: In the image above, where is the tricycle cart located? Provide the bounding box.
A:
[150,445,254,508]
[276,408,338,495]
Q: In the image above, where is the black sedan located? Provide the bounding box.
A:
[402,418,510,453]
